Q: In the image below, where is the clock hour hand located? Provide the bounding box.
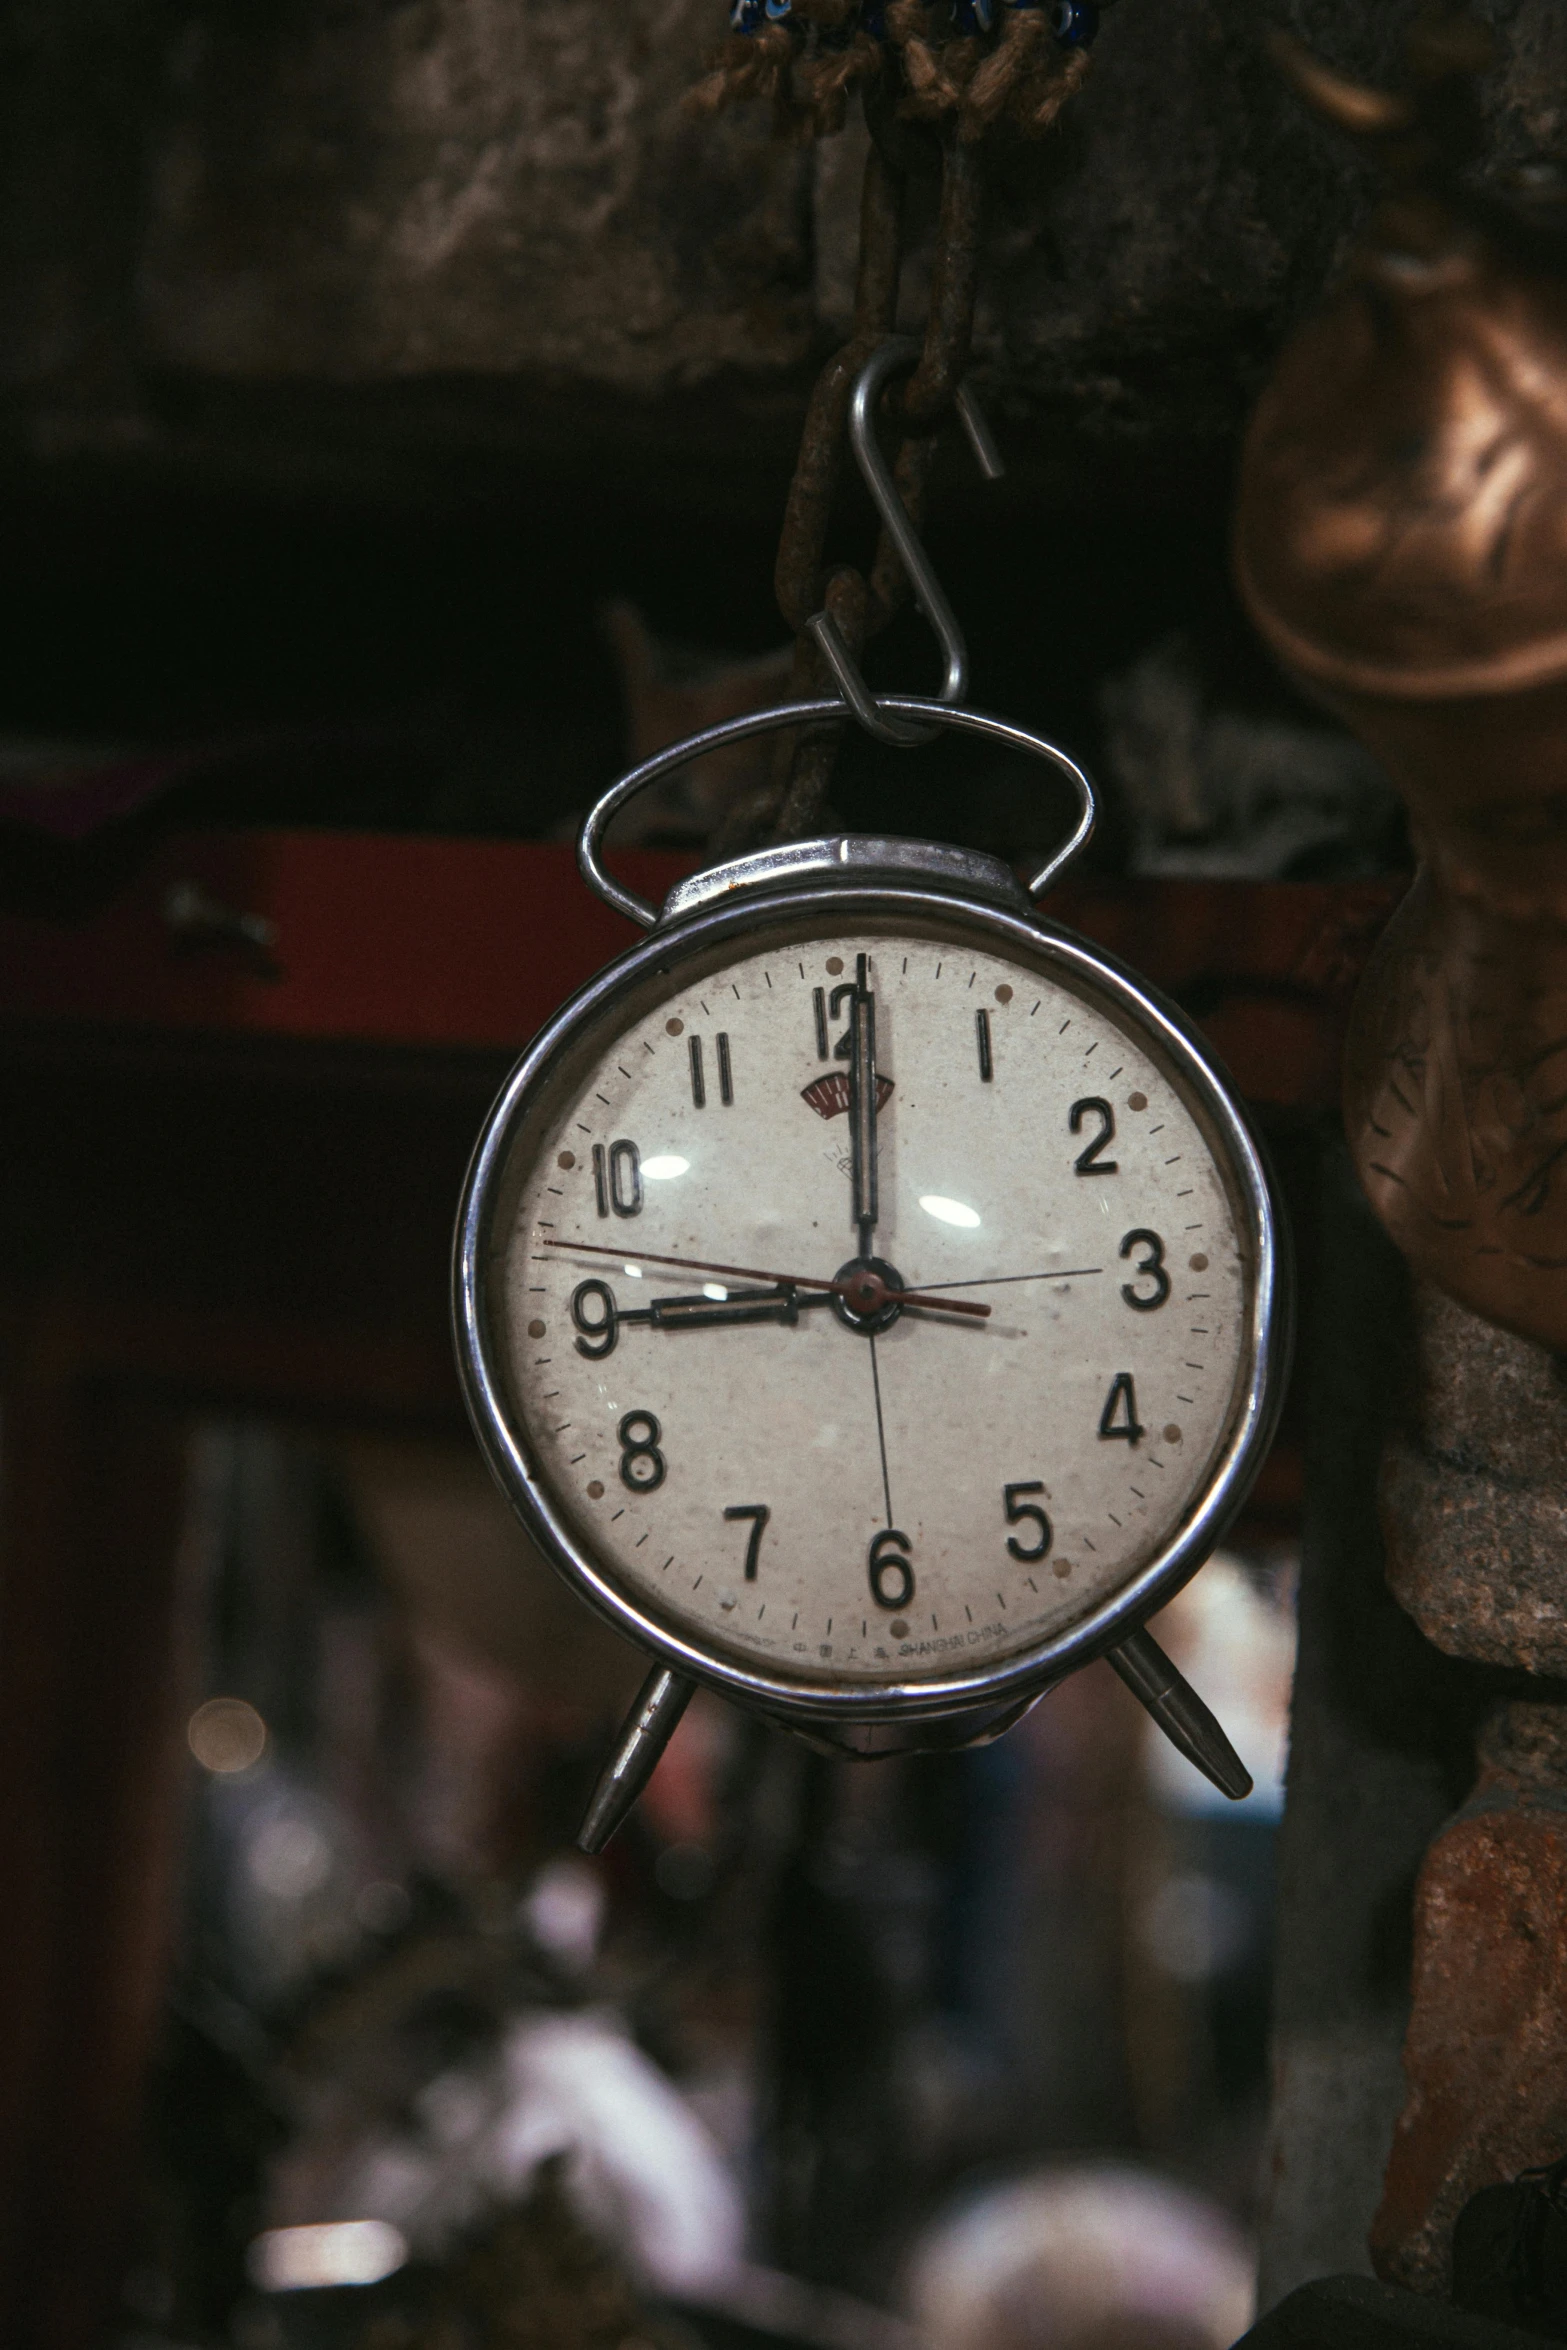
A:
[633,1284,834,1331]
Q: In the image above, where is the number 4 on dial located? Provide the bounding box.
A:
[1098,1374,1144,1445]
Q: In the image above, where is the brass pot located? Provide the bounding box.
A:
[1234,23,1567,1349]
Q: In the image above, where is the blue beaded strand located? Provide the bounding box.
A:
[1047,0,1099,43]
[727,0,1097,50]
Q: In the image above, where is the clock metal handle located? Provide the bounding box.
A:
[1107,1627,1254,1802]
[576,1664,696,1855]
[578,697,1097,929]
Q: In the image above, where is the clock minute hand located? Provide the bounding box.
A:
[839,952,878,1255]
[542,1238,991,1319]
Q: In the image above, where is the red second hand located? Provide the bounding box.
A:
[541,1237,991,1319]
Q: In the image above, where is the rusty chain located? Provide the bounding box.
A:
[696,6,1101,851]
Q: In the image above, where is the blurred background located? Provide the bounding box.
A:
[141,1426,1292,2350]
[4,0,1552,2345]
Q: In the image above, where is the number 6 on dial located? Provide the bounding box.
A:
[868,1527,914,1611]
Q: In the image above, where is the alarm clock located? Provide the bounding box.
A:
[454,699,1289,1850]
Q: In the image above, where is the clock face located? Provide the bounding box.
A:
[467,902,1270,1701]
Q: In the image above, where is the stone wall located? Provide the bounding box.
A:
[2,0,1562,516]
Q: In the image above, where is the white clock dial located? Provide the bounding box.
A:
[479,913,1258,1693]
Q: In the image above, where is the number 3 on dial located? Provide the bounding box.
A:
[1003,1481,1052,1562]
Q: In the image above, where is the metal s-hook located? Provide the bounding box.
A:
[806,335,1004,749]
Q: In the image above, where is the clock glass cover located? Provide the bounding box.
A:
[468,902,1266,1703]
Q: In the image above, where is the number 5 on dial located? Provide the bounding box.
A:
[1003,1481,1052,1562]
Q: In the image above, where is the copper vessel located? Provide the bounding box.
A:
[1234,11,1567,1352]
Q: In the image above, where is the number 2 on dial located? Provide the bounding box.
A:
[1070,1097,1118,1176]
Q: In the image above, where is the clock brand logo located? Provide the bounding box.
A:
[800,1072,895,1120]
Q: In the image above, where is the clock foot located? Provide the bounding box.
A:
[1108,1628,1253,1802]
[576,1666,695,1855]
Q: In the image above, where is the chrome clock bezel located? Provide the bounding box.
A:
[453,856,1290,1727]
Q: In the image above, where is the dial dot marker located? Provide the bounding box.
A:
[557,1151,575,1169]
[994,984,1013,1003]
[666,1017,684,1035]
[1128,1091,1148,1111]
[1190,1252,1209,1271]
[1163,1424,1183,1445]
[528,1319,546,1338]
[587,1480,605,1499]
[1053,1558,1073,1579]
[889,1619,909,1639]
[825,955,845,975]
